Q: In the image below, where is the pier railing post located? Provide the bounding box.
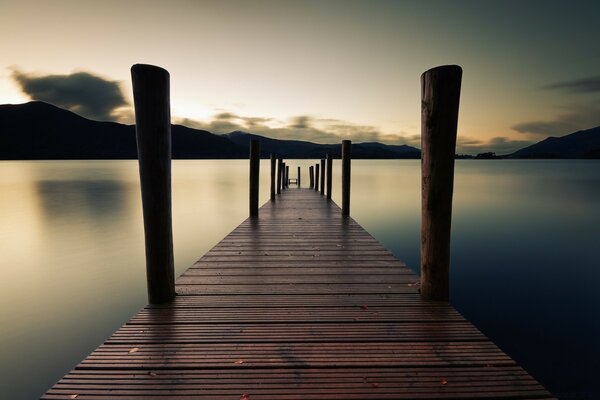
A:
[314,163,320,191]
[249,139,260,217]
[420,65,462,302]
[131,64,175,305]
[297,166,301,187]
[309,166,314,188]
[342,140,351,217]
[277,158,283,194]
[270,153,276,200]
[320,159,325,195]
[281,162,286,189]
[326,153,333,199]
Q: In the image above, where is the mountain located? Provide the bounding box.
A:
[0,102,421,159]
[510,126,600,159]
[224,131,421,159]
[0,101,245,159]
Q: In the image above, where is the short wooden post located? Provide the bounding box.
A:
[314,163,320,191]
[297,166,301,187]
[249,139,260,217]
[277,158,283,194]
[309,166,314,188]
[341,140,351,217]
[270,153,276,200]
[320,159,325,195]
[420,65,462,302]
[131,63,175,304]
[326,153,333,200]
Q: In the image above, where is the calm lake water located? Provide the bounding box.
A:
[0,159,599,399]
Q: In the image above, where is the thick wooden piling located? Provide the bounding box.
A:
[286,165,290,188]
[320,159,325,195]
[309,166,314,188]
[297,166,301,187]
[249,139,260,217]
[282,162,286,189]
[326,153,333,200]
[342,140,351,217]
[131,64,175,305]
[270,153,276,200]
[277,158,283,194]
[315,163,320,191]
[420,65,462,302]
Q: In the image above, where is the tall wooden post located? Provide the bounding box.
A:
[420,65,462,302]
[281,162,286,189]
[341,140,351,217]
[277,158,283,194]
[249,139,260,217]
[131,64,175,304]
[297,166,301,187]
[285,166,290,187]
[309,166,314,188]
[320,159,325,195]
[314,163,320,191]
[270,153,276,200]
[326,153,333,200]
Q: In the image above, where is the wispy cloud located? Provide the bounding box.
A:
[543,76,600,94]
[11,68,128,121]
[512,104,600,136]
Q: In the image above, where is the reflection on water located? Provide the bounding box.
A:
[0,159,599,399]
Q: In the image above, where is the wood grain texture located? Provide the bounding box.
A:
[131,64,175,304]
[420,65,462,301]
[43,188,552,399]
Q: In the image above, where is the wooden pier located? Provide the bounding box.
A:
[44,188,553,399]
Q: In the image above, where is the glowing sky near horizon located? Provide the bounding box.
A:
[1,0,599,153]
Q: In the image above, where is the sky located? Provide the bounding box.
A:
[1,0,599,154]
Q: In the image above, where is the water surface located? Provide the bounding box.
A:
[0,160,598,399]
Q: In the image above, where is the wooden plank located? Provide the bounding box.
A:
[43,188,552,399]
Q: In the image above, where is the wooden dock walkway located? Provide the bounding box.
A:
[44,188,553,399]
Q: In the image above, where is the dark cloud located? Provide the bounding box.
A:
[543,76,600,93]
[288,115,313,129]
[512,105,600,136]
[12,69,128,121]
[175,110,530,155]
[456,136,534,155]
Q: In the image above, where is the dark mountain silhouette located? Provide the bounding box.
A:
[0,101,245,159]
[0,102,421,159]
[224,131,421,159]
[510,126,600,159]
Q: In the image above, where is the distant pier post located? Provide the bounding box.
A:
[297,166,301,187]
[420,65,462,302]
[281,162,286,189]
[249,139,260,217]
[320,159,325,195]
[270,153,276,200]
[342,140,351,217]
[277,158,283,194]
[326,153,333,200]
[131,64,175,304]
[285,165,290,188]
[309,166,314,188]
[315,163,320,191]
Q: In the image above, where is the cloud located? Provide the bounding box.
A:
[512,104,600,136]
[455,136,534,155]
[175,110,523,154]
[11,69,128,121]
[543,76,600,94]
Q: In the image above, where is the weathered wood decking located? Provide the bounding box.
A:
[44,188,553,399]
